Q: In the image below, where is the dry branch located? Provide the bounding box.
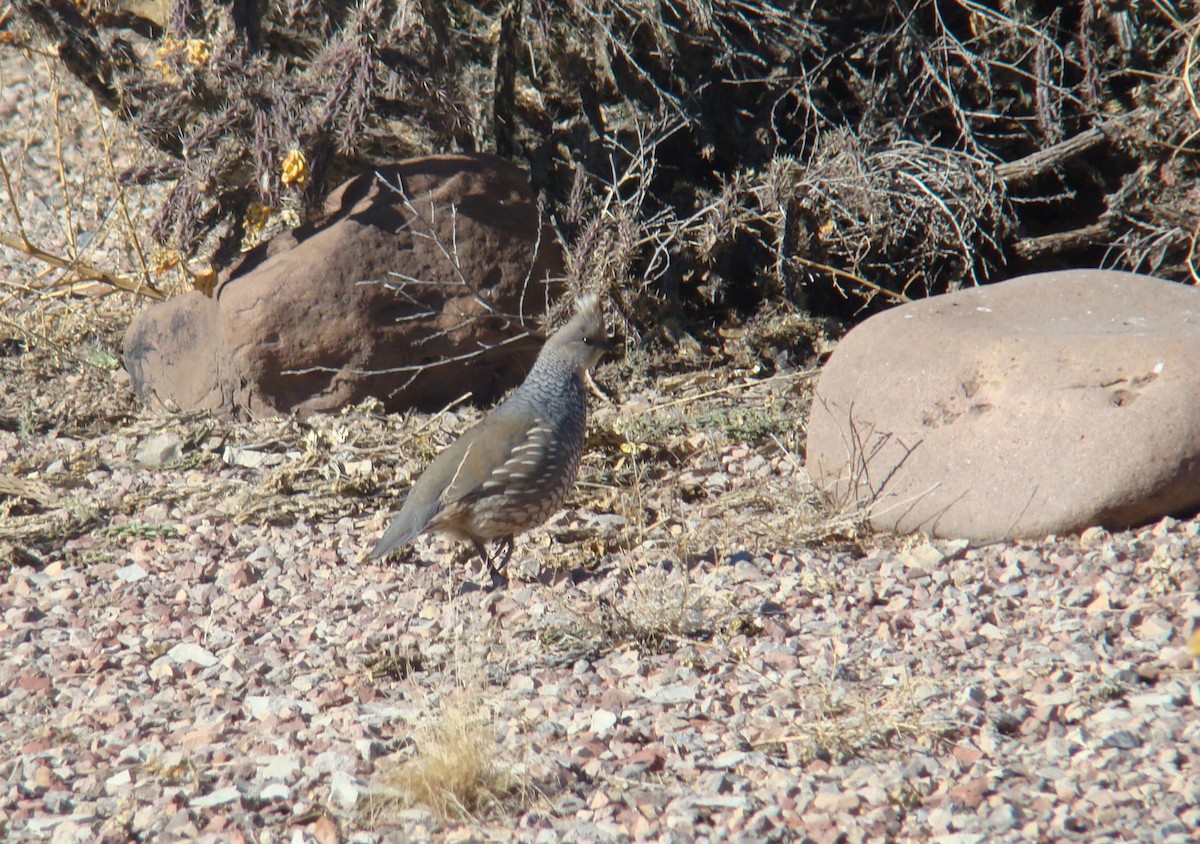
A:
[995,108,1151,186]
[0,230,165,300]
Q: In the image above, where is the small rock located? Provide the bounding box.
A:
[245,695,317,719]
[646,684,695,705]
[104,769,132,794]
[978,623,1005,641]
[310,751,356,775]
[812,790,860,812]
[948,777,989,810]
[355,739,385,762]
[937,539,971,558]
[1135,614,1175,644]
[913,684,941,704]
[132,805,158,832]
[961,686,986,705]
[1128,690,1180,710]
[26,816,62,834]
[133,433,183,467]
[534,720,566,740]
[590,709,618,735]
[1102,730,1142,750]
[114,563,149,583]
[222,446,287,469]
[50,820,86,844]
[260,782,292,801]
[149,659,179,681]
[330,770,361,810]
[167,643,219,668]
[43,790,73,814]
[189,785,241,808]
[987,803,1021,832]
[711,750,748,770]
[260,753,302,782]
[900,542,945,571]
[1156,821,1191,843]
[689,795,752,810]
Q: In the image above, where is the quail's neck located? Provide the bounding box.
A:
[500,356,585,417]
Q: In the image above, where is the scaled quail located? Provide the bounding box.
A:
[370,295,611,582]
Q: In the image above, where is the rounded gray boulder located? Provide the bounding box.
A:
[806,269,1200,540]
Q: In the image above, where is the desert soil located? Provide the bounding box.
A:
[2,45,1200,844]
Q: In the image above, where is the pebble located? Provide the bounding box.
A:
[103,769,132,794]
[645,684,695,704]
[189,786,241,808]
[711,750,747,769]
[310,751,356,774]
[114,563,149,583]
[245,695,318,719]
[133,433,184,467]
[167,643,219,667]
[355,739,386,761]
[260,782,292,801]
[590,709,618,735]
[260,753,302,782]
[1102,731,1142,750]
[329,771,362,810]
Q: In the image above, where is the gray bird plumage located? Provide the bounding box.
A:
[371,295,610,582]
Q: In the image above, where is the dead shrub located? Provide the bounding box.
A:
[3,1,1199,328]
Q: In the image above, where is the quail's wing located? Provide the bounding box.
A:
[440,413,557,505]
[371,413,546,559]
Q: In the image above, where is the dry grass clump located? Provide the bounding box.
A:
[540,559,722,659]
[762,674,956,766]
[599,562,715,650]
[361,701,527,824]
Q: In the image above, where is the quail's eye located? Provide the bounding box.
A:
[581,336,592,345]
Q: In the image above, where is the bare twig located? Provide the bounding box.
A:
[0,145,164,300]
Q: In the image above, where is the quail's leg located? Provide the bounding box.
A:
[495,536,515,570]
[471,540,490,569]
[486,536,514,588]
[470,539,507,589]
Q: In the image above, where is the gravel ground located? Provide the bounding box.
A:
[3,42,1200,844]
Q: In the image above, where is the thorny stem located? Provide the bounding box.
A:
[0,148,32,249]
[92,93,155,292]
[51,83,76,259]
[792,255,911,305]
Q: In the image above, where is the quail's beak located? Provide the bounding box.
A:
[581,339,612,372]
[593,337,616,366]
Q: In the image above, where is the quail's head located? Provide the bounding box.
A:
[543,294,612,373]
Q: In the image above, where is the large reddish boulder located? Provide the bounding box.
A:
[806,269,1200,540]
[124,153,564,418]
